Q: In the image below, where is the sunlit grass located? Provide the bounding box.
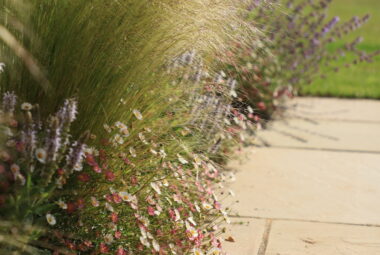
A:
[301,0,380,98]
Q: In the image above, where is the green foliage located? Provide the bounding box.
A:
[301,0,380,98]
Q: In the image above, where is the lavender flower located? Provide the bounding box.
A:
[2,91,17,115]
[57,99,78,128]
[66,136,87,172]
[45,117,62,162]
[321,16,340,36]
[21,126,37,155]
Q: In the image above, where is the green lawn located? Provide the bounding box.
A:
[300,0,380,98]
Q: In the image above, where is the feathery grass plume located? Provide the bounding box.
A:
[0,0,252,137]
[0,0,259,253]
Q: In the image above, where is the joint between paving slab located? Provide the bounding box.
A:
[229,214,380,228]
[257,219,272,255]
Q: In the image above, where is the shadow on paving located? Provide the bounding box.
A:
[222,97,380,255]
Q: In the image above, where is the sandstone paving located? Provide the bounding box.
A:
[223,97,380,255]
[285,97,380,123]
[266,221,380,255]
[227,147,380,226]
[255,119,380,152]
[222,219,267,255]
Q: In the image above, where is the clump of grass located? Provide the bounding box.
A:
[0,0,258,254]
[0,0,248,136]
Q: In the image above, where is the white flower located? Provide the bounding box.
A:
[15,172,25,185]
[73,163,83,171]
[6,139,15,148]
[221,210,231,224]
[21,102,33,111]
[150,182,161,195]
[152,239,160,252]
[46,213,56,225]
[140,236,150,248]
[138,132,148,144]
[91,196,100,207]
[57,199,68,210]
[133,109,143,120]
[186,226,198,240]
[207,247,221,255]
[105,202,114,212]
[174,209,181,221]
[129,147,137,157]
[139,216,150,227]
[162,179,169,187]
[193,154,202,165]
[35,148,47,163]
[0,62,5,72]
[56,176,65,189]
[159,149,167,158]
[119,191,133,202]
[140,226,147,238]
[187,217,197,226]
[10,163,20,174]
[103,124,112,133]
[115,121,127,129]
[120,127,129,137]
[202,202,213,210]
[177,154,188,165]
[104,233,114,244]
[193,248,204,255]
[114,134,124,144]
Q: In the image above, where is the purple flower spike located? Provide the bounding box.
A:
[321,16,340,36]
[2,91,17,114]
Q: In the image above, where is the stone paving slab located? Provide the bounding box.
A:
[222,219,267,255]
[266,221,380,255]
[255,119,380,152]
[285,97,380,122]
[228,147,380,226]
[225,97,380,255]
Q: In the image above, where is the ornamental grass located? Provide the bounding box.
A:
[0,0,256,254]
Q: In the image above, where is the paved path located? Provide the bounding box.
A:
[222,97,380,255]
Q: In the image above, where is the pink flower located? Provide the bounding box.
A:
[147,206,155,216]
[257,102,266,110]
[77,199,85,210]
[86,153,97,166]
[111,212,118,223]
[214,201,221,210]
[112,193,122,203]
[105,194,113,203]
[168,209,176,221]
[77,173,90,182]
[131,176,138,185]
[93,165,102,173]
[105,171,115,181]
[115,247,127,255]
[115,231,122,239]
[100,243,109,253]
[66,202,77,214]
[57,168,64,175]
